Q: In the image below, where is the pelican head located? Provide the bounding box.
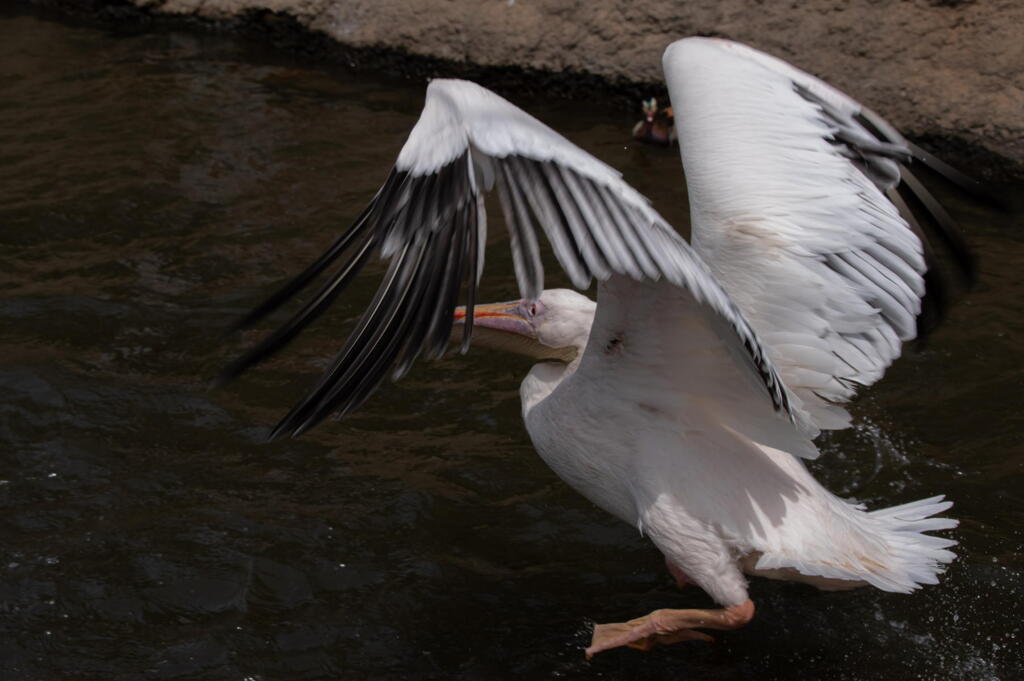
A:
[454,288,596,363]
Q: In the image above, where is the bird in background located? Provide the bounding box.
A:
[218,37,991,656]
[632,96,677,146]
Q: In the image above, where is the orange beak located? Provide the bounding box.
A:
[451,299,576,362]
[453,300,535,338]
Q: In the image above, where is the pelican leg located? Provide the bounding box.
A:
[585,600,754,658]
[665,558,692,589]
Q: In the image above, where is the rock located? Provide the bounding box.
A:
[35,0,1024,177]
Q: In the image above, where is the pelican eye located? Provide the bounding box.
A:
[524,300,543,319]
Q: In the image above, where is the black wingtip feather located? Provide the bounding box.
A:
[854,107,984,343]
[226,186,384,337]
[215,233,378,387]
[271,235,425,437]
[884,185,963,343]
[392,218,458,379]
[856,109,1009,211]
[295,232,439,434]
[916,267,951,341]
[904,140,1012,212]
[898,167,978,287]
[460,196,479,355]
[251,152,480,439]
[426,215,467,360]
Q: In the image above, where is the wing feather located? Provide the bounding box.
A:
[664,37,976,430]
[221,78,807,439]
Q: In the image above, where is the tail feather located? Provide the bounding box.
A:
[755,494,957,594]
[869,494,952,519]
[864,495,957,592]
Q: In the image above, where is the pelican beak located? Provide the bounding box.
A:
[452,300,572,362]
[453,300,535,339]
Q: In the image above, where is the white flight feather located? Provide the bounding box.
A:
[397,79,629,197]
[665,37,927,431]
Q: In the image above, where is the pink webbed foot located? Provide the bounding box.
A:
[586,600,755,658]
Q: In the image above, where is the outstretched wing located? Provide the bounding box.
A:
[219,79,808,440]
[664,38,976,431]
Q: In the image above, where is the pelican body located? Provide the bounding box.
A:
[221,38,979,655]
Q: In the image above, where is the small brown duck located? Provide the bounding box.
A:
[632,97,677,146]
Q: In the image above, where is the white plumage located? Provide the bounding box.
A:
[223,37,973,655]
[667,39,928,430]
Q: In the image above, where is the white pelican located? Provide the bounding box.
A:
[220,38,981,656]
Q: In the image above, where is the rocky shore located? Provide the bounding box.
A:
[28,0,1024,179]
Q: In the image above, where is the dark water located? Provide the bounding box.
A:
[2,8,1022,681]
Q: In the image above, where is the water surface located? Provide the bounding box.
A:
[1,8,1022,680]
